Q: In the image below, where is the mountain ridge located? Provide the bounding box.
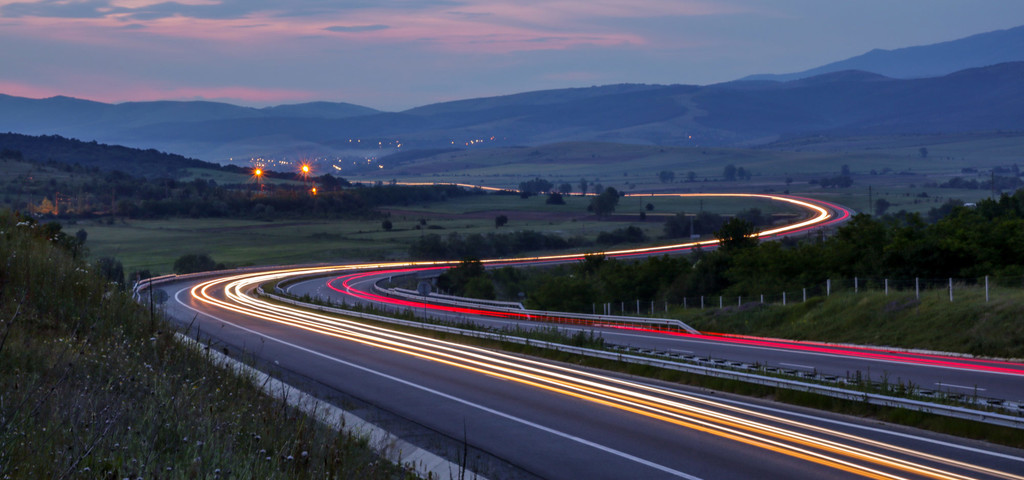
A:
[2,62,1023,161]
[741,24,1024,82]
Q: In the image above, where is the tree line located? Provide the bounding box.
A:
[436,191,1024,312]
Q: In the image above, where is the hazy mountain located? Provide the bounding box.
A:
[742,24,1024,82]
[260,101,379,119]
[1,63,1023,161]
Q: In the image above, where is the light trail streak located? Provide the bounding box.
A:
[606,326,1024,377]
[314,192,1022,378]
[185,270,1024,480]
[166,191,1021,478]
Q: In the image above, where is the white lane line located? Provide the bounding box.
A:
[935,383,986,391]
[779,363,815,370]
[174,288,704,480]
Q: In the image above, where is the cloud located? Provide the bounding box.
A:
[325,24,389,33]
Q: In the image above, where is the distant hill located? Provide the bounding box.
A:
[742,24,1024,82]
[2,63,1024,160]
[259,101,379,119]
[0,132,223,178]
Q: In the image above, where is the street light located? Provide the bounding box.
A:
[254,168,264,193]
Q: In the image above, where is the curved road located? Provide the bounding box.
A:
[146,193,1024,479]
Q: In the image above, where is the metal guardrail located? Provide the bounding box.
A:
[373,281,700,334]
[256,287,1024,430]
[390,287,526,309]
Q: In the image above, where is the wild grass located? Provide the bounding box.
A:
[0,211,413,479]
[673,287,1024,359]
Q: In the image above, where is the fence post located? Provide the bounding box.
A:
[684,297,687,309]
[593,303,596,314]
[827,279,831,296]
[949,278,953,302]
[783,291,787,306]
[855,277,859,293]
[738,296,742,306]
[719,296,723,308]
[916,277,920,300]
[803,288,806,302]
[651,300,655,314]
[884,278,888,296]
[760,294,764,303]
[636,299,640,314]
[985,276,989,303]
[701,296,704,309]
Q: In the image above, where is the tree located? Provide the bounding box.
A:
[578,178,588,195]
[658,170,675,183]
[874,198,891,216]
[686,171,697,182]
[723,164,737,181]
[588,187,619,217]
[381,219,393,231]
[545,192,565,205]
[715,218,758,252]
[95,257,125,287]
[919,147,929,158]
[558,183,573,194]
[518,177,553,196]
[436,258,493,299]
[495,214,509,228]
[173,253,218,274]
[663,212,691,238]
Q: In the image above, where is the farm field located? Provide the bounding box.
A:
[81,192,807,274]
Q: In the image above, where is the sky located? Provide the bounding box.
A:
[2,0,1024,111]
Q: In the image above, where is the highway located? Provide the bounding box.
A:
[158,271,1024,479]
[288,269,1024,405]
[144,193,1024,478]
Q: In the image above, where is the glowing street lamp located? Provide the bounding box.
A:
[254,167,264,193]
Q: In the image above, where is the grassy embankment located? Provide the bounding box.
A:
[673,286,1024,360]
[0,211,413,479]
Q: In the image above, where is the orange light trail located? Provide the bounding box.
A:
[184,270,1024,480]
[172,189,1022,478]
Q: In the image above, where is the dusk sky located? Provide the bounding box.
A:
[2,0,1024,111]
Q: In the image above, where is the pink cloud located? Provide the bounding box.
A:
[0,80,315,106]
[0,1,732,54]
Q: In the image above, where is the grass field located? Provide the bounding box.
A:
[82,193,807,274]
[33,132,1024,273]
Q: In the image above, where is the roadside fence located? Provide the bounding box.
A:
[592,275,1024,317]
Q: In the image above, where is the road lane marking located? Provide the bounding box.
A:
[780,363,815,370]
[174,288,705,480]
[934,383,986,391]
